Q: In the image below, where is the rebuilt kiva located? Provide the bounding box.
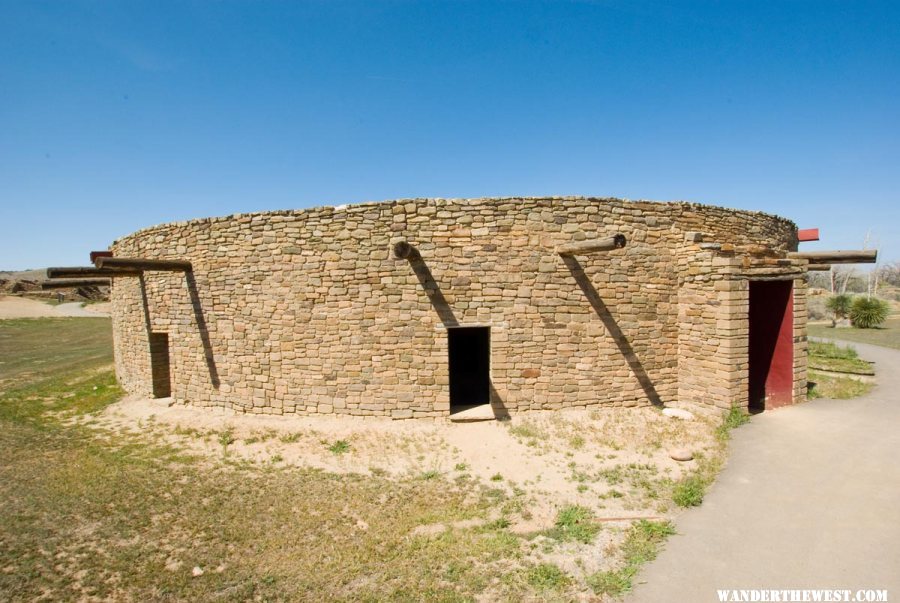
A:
[107,197,809,419]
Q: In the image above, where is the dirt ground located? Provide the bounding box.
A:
[0,296,110,319]
[87,396,720,576]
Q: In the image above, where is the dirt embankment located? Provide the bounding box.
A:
[0,296,110,319]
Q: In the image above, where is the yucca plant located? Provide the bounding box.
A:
[849,297,890,329]
[825,294,853,326]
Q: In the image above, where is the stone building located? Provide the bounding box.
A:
[103,197,811,420]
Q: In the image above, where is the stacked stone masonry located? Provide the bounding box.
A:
[109,197,807,419]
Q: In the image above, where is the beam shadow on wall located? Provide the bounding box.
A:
[138,274,153,340]
[561,255,662,407]
[137,272,220,390]
[184,271,220,389]
[403,248,510,419]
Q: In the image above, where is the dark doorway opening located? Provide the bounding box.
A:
[149,332,172,398]
[748,280,794,412]
[448,326,490,410]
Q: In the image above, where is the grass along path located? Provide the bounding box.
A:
[807,340,875,401]
[808,341,874,375]
[808,317,900,350]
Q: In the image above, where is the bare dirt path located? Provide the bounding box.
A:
[0,296,109,318]
[628,340,900,602]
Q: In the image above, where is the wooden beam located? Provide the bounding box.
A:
[556,234,626,256]
[393,240,417,260]
[807,264,832,271]
[90,250,113,263]
[41,279,110,290]
[788,250,877,264]
[47,266,141,278]
[96,257,192,271]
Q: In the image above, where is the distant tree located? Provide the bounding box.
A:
[831,266,857,295]
[878,262,900,288]
[807,271,831,291]
[849,297,890,329]
[825,294,853,327]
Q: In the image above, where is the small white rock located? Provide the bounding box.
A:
[192,566,204,577]
[669,448,694,462]
[662,407,695,421]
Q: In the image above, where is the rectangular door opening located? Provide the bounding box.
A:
[149,332,172,398]
[448,326,490,411]
[748,280,794,412]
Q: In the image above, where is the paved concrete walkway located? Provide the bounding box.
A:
[629,340,900,602]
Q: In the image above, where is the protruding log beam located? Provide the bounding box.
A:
[41,279,111,290]
[807,264,832,271]
[393,240,418,260]
[788,250,877,264]
[556,234,627,256]
[90,250,113,263]
[96,257,193,271]
[47,266,141,278]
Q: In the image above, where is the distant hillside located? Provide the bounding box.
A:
[0,269,47,281]
[0,268,108,301]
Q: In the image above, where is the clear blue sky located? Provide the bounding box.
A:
[2,1,898,270]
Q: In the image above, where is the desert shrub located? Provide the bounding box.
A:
[825,294,853,322]
[849,297,890,329]
[807,297,827,321]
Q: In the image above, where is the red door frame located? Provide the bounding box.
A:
[748,280,794,411]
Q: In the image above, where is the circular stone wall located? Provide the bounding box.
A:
[109,197,798,418]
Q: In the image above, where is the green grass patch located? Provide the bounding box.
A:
[715,405,749,443]
[808,341,873,375]
[808,372,874,400]
[507,420,548,443]
[587,520,675,597]
[526,563,570,591]
[672,474,705,507]
[545,505,600,544]
[326,439,351,455]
